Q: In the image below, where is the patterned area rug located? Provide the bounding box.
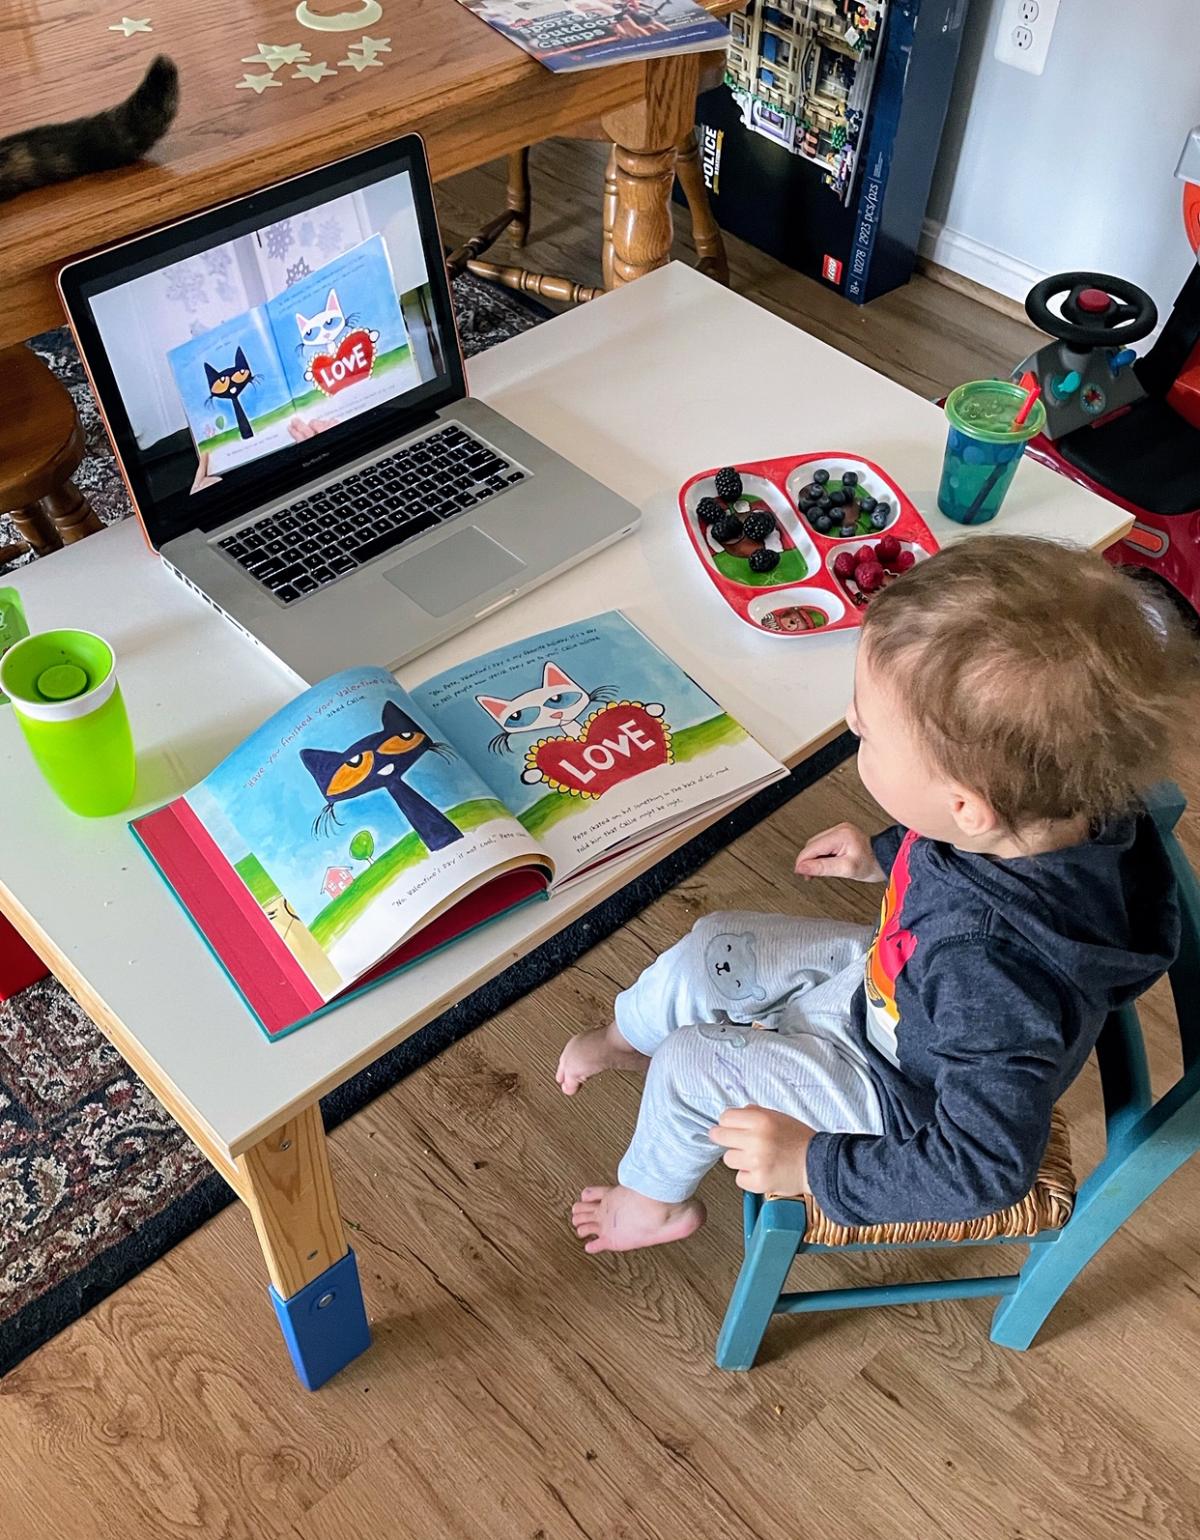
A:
[0,277,856,1377]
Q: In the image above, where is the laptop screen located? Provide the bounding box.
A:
[62,138,466,547]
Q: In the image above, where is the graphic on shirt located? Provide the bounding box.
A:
[863,830,918,1067]
[704,931,769,1010]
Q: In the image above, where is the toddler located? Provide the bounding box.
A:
[558,536,1190,1252]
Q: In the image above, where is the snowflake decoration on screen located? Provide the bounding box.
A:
[201,247,237,303]
[316,217,344,257]
[285,257,312,287]
[263,220,295,262]
[164,263,208,314]
[299,220,316,247]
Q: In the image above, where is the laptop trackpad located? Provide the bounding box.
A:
[382,529,526,617]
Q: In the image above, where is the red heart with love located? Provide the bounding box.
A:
[532,703,672,799]
[311,329,375,397]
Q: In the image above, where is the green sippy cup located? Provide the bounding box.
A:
[0,630,136,816]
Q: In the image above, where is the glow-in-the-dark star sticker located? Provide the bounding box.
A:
[109,17,152,35]
[236,71,283,93]
[338,51,382,70]
[256,42,312,64]
[293,60,337,81]
[353,34,391,56]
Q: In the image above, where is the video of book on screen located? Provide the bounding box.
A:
[90,171,448,497]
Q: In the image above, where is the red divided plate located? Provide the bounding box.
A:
[679,452,939,638]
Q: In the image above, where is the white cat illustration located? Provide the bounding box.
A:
[476,661,665,786]
[296,287,379,382]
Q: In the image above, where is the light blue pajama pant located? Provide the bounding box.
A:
[613,912,884,1203]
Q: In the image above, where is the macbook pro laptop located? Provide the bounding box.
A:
[59,135,640,681]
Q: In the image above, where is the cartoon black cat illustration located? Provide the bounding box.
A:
[300,700,462,854]
[204,346,257,441]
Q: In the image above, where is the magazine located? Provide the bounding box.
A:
[455,0,730,71]
[133,613,784,1039]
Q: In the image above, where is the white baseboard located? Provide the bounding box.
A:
[919,220,1046,305]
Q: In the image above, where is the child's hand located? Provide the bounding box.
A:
[709,1108,815,1196]
[794,822,884,882]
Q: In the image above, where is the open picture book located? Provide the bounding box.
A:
[133,612,785,1039]
[166,235,415,477]
[454,0,730,72]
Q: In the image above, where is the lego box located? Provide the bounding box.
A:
[690,0,968,304]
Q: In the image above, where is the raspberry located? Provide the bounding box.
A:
[856,560,885,592]
[855,546,876,567]
[742,510,776,542]
[895,550,917,572]
[748,547,781,573]
[714,467,743,501]
[833,550,857,580]
[712,514,744,544]
[696,496,723,524]
[877,534,901,564]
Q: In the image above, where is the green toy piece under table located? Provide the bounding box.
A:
[717,782,1200,1370]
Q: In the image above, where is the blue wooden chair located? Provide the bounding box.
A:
[716,783,1200,1370]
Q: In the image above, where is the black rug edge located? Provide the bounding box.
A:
[1,731,855,1378]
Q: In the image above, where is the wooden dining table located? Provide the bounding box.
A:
[0,0,738,351]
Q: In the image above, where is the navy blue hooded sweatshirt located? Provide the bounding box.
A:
[806,814,1179,1227]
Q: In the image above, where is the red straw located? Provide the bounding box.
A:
[1012,371,1041,428]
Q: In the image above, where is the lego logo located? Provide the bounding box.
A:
[822,254,844,285]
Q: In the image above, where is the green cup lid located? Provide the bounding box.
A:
[36,663,89,701]
[945,379,1047,443]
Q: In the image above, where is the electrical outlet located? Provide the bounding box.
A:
[994,0,1059,74]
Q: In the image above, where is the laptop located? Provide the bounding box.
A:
[59,135,640,681]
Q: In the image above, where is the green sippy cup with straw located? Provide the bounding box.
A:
[0,630,136,816]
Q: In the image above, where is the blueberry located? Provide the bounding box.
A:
[803,482,822,500]
[829,490,848,507]
[840,524,858,538]
[819,495,833,512]
[813,513,832,533]
[714,467,744,501]
[813,467,830,486]
[712,514,744,543]
[875,499,892,518]
[843,471,859,488]
[748,547,781,573]
[696,496,723,524]
[859,494,877,514]
[743,510,776,541]
[870,508,889,530]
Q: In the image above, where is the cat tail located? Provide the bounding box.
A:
[0,56,179,203]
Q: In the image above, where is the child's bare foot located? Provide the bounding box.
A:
[556,1021,649,1096]
[571,1184,706,1254]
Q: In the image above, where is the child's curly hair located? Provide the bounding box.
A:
[860,535,1195,830]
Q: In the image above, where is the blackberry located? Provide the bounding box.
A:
[748,547,781,573]
[696,496,724,524]
[813,467,830,486]
[712,514,744,544]
[843,470,859,489]
[714,467,743,502]
[742,510,776,541]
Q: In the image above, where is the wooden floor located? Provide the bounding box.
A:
[4,143,1200,1540]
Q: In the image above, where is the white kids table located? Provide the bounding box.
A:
[0,265,1131,1387]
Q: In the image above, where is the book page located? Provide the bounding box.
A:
[184,669,551,995]
[411,614,784,883]
[166,307,297,477]
[264,235,419,435]
[454,0,730,71]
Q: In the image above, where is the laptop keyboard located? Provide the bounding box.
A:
[215,424,525,605]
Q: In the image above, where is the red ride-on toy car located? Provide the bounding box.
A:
[1010,127,1200,619]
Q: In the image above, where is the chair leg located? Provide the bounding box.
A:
[506,148,531,248]
[602,144,618,291]
[674,129,729,286]
[715,1198,806,1371]
[991,1078,1200,1350]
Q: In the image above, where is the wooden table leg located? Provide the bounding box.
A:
[235,1102,371,1390]
[9,502,63,555]
[601,52,700,287]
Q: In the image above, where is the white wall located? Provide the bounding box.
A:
[924,0,1200,312]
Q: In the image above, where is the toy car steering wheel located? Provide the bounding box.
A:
[1026,271,1158,350]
